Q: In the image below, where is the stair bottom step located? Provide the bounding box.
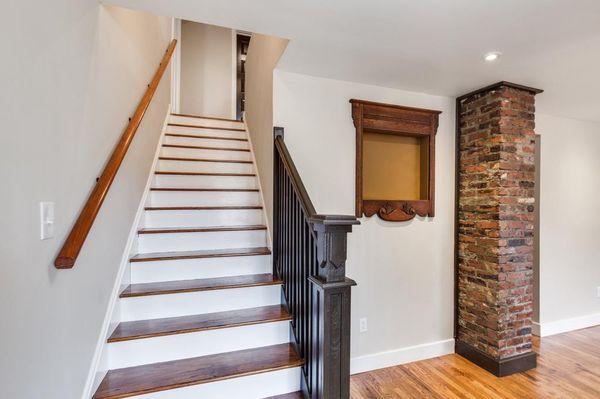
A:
[93,343,303,399]
[265,391,305,399]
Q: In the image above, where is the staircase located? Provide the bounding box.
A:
[93,114,303,398]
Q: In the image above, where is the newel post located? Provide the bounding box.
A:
[308,215,358,399]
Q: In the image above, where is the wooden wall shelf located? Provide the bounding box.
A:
[351,99,441,222]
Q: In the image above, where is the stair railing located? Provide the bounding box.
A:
[273,127,359,399]
[54,39,177,269]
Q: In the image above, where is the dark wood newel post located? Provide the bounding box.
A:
[273,127,359,399]
[309,216,357,399]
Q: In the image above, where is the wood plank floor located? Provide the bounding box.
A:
[351,326,600,398]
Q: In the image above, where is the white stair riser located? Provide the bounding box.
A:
[165,135,249,149]
[131,255,271,283]
[143,209,264,228]
[161,146,252,161]
[138,230,267,253]
[169,116,244,130]
[166,125,246,139]
[107,321,290,369]
[135,367,301,399]
[120,285,281,321]
[148,191,261,207]
[153,175,257,190]
[157,160,254,174]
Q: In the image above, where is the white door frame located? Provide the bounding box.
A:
[171,18,182,114]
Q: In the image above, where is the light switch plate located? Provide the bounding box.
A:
[40,202,55,240]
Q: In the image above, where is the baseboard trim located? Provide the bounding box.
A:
[350,338,454,375]
[533,312,600,337]
[455,340,536,377]
[532,322,541,337]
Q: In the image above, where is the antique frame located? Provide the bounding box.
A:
[351,99,441,222]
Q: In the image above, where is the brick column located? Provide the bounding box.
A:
[455,82,542,376]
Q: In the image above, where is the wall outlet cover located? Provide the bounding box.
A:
[359,318,368,333]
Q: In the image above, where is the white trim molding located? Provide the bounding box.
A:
[170,18,182,114]
[231,30,238,120]
[350,339,455,375]
[533,313,600,337]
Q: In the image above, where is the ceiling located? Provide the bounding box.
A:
[107,0,600,122]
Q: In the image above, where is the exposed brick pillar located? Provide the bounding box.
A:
[455,82,543,377]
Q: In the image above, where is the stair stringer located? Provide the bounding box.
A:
[81,106,171,399]
[243,120,273,251]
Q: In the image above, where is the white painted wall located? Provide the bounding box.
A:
[245,34,289,232]
[535,114,600,335]
[180,21,235,119]
[273,71,455,372]
[0,3,171,398]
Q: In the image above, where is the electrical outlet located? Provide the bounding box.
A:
[359,318,368,333]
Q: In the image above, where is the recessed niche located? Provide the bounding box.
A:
[362,132,430,201]
[351,99,440,222]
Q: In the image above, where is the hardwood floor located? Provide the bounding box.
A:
[351,326,600,398]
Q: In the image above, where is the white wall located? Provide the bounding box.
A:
[535,114,600,335]
[180,21,235,119]
[0,3,171,398]
[273,71,455,372]
[245,34,289,232]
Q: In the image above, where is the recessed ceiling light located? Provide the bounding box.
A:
[484,52,501,62]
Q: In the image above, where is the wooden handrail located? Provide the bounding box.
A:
[54,39,177,269]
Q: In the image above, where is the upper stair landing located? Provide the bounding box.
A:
[169,114,245,131]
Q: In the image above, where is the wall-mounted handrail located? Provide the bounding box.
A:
[54,39,177,269]
[273,127,359,398]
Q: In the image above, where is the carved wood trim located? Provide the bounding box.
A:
[351,99,441,222]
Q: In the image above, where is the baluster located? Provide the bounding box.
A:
[283,173,288,298]
[273,152,279,278]
[294,197,302,339]
[298,207,304,357]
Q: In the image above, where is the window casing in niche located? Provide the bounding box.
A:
[351,99,441,221]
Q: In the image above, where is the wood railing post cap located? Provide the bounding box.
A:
[309,214,360,226]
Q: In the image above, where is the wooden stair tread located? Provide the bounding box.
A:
[130,247,271,262]
[144,206,263,211]
[120,273,281,297]
[168,123,245,132]
[155,171,255,176]
[170,113,243,123]
[265,392,305,399]
[150,187,259,192]
[108,305,291,342]
[163,144,250,152]
[138,225,267,234]
[159,156,252,164]
[165,133,247,141]
[92,343,302,399]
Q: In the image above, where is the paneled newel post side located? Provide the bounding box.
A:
[309,216,357,399]
[273,126,359,399]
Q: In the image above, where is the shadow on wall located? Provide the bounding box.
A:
[244,33,289,233]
